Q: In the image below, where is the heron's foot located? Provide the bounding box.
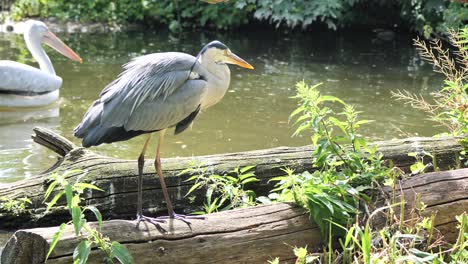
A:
[136,214,166,231]
[159,213,205,225]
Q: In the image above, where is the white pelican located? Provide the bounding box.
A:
[0,20,82,108]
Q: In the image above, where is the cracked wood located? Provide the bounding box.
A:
[0,127,466,229]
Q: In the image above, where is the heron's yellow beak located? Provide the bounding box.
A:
[43,31,83,63]
[225,51,254,70]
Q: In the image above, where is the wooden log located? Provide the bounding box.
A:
[1,203,319,264]
[0,127,465,229]
[2,167,468,264]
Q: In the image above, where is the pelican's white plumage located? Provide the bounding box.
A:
[0,20,82,107]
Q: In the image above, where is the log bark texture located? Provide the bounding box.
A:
[0,127,465,229]
[2,203,319,264]
[2,168,468,264]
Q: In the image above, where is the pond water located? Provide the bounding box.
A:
[0,28,443,183]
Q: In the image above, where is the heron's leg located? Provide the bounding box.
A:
[154,129,174,215]
[137,133,152,217]
[135,134,165,229]
[154,130,205,224]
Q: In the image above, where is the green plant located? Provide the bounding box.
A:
[392,28,468,136]
[450,213,468,262]
[399,0,468,38]
[184,164,258,214]
[268,246,319,264]
[269,81,391,236]
[44,170,133,264]
[408,151,435,175]
[7,0,465,35]
[0,196,31,215]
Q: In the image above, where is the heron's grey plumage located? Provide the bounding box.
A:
[74,44,235,147]
[74,40,253,225]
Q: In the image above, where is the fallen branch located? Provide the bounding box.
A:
[2,167,468,263]
[2,203,318,264]
[0,127,465,229]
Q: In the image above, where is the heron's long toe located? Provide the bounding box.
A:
[160,213,206,225]
[136,214,167,231]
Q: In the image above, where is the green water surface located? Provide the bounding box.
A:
[0,29,442,183]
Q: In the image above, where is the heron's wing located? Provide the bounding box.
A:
[0,61,62,94]
[125,78,206,131]
[98,52,207,130]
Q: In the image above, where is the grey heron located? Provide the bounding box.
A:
[0,20,82,108]
[74,40,253,227]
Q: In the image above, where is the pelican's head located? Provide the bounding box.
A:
[199,40,253,70]
[24,20,82,63]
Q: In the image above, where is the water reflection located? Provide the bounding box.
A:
[0,104,59,182]
[0,29,443,182]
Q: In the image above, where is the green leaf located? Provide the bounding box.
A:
[110,241,134,264]
[293,123,311,136]
[47,191,64,211]
[311,133,320,146]
[185,182,202,196]
[410,162,425,173]
[85,206,103,229]
[328,117,347,134]
[240,177,259,185]
[224,176,238,183]
[317,95,345,105]
[294,246,308,259]
[355,119,374,126]
[183,175,199,182]
[290,105,305,119]
[73,240,91,264]
[46,223,66,260]
[353,138,367,150]
[239,166,255,174]
[72,195,81,207]
[71,205,83,235]
[64,184,73,209]
[268,176,287,182]
[208,175,226,182]
[239,173,256,182]
[73,183,104,192]
[44,180,59,201]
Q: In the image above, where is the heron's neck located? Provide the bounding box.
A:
[24,33,56,75]
[197,56,231,109]
[198,56,230,81]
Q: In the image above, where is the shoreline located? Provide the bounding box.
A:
[0,18,144,34]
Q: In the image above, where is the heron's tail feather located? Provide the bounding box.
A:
[74,100,102,138]
[74,100,154,147]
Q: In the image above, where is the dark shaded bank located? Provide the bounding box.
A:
[1,0,466,36]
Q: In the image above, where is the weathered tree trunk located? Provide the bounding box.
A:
[0,127,465,229]
[2,168,468,264]
[2,203,318,264]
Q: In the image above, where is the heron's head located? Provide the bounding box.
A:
[24,20,82,63]
[199,40,253,70]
